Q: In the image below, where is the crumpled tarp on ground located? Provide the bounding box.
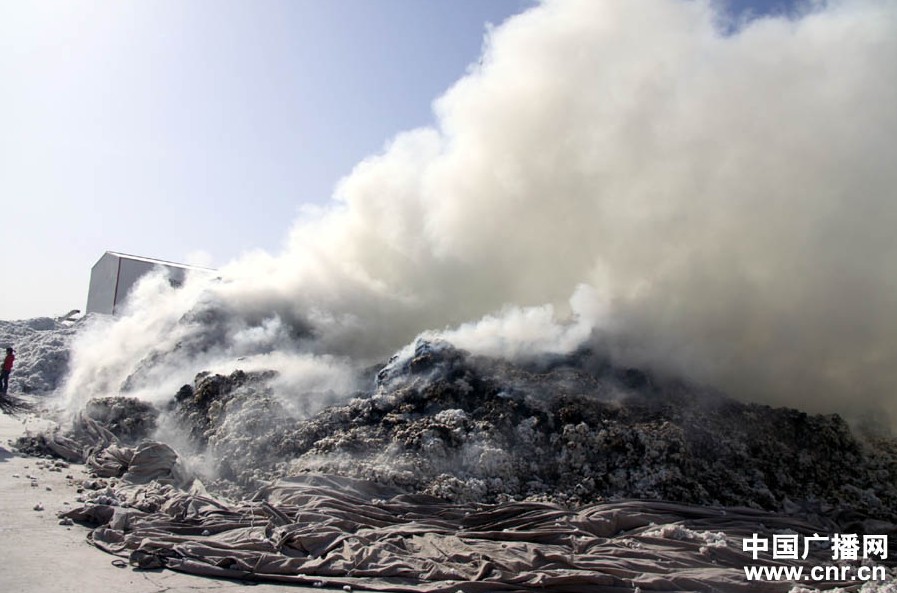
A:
[15,410,185,484]
[87,440,184,484]
[62,472,877,593]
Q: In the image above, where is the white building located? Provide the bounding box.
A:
[86,251,214,315]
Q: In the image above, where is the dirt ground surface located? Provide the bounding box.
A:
[0,406,330,593]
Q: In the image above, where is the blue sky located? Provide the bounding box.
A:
[1,0,795,320]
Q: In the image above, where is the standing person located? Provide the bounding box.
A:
[0,347,14,394]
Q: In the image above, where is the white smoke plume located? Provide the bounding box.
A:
[63,0,897,424]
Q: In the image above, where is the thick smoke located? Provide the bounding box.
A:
[63,0,897,423]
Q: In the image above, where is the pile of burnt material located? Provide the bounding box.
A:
[168,340,897,529]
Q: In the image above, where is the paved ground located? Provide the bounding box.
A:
[0,406,326,593]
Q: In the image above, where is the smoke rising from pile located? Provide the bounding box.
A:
[63,0,897,422]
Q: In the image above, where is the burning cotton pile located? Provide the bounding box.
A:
[8,0,897,588]
[161,339,897,532]
[20,337,896,592]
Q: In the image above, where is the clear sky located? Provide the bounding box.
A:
[1,0,794,320]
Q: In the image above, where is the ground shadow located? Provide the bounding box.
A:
[0,445,15,462]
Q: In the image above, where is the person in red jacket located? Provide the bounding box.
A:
[1,347,14,394]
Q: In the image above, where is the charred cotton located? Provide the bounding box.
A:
[164,340,897,531]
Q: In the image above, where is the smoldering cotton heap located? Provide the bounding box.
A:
[12,3,897,590]
[162,340,897,525]
[62,0,897,425]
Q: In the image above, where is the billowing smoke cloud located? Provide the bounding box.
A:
[63,0,897,424]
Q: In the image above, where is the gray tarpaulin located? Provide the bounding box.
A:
[63,472,870,592]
